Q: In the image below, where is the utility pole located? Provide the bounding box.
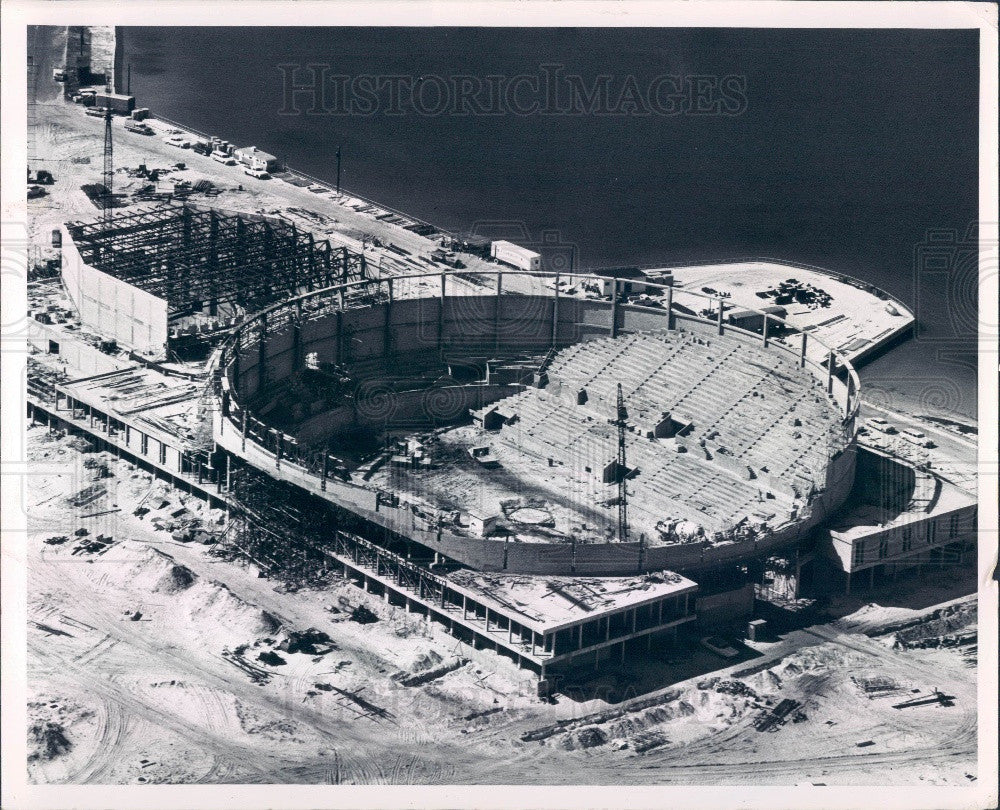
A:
[103,107,114,225]
[613,382,629,543]
[336,145,342,194]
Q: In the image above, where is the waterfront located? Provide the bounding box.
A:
[118,26,980,420]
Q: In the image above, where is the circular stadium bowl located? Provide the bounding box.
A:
[215,270,859,575]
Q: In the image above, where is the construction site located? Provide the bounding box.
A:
[17,24,985,788]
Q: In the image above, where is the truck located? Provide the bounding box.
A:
[490,240,542,272]
[124,121,154,136]
[92,91,136,116]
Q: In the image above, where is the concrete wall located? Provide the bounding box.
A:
[28,320,133,377]
[695,584,755,630]
[220,288,859,576]
[827,501,978,573]
[295,383,518,445]
[61,225,169,360]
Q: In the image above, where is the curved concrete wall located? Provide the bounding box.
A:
[218,282,859,575]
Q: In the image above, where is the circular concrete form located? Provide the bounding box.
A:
[508,507,555,526]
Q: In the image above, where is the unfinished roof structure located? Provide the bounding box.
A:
[65,203,364,320]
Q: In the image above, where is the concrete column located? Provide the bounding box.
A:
[551,273,560,348]
[462,594,467,620]
[438,272,446,350]
[800,332,808,368]
[762,314,769,347]
[494,272,503,353]
[531,633,537,656]
[610,279,620,338]
[717,299,724,335]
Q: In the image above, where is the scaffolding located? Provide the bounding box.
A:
[224,460,334,584]
[66,204,366,319]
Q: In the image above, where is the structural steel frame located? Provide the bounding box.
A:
[67,204,367,319]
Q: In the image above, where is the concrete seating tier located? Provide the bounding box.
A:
[471,326,846,543]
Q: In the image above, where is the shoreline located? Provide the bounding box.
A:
[104,25,973,432]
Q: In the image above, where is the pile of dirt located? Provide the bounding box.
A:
[28,721,71,761]
[405,648,443,674]
[606,704,686,739]
[559,726,608,751]
[176,579,282,638]
[87,542,183,593]
[747,668,784,693]
[350,605,379,624]
[889,603,977,649]
[155,563,197,594]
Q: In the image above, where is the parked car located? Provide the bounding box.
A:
[211,151,237,165]
[243,167,270,179]
[163,135,191,148]
[700,635,739,658]
[27,185,47,199]
[85,106,109,118]
[866,417,897,435]
[307,183,328,193]
[900,428,934,448]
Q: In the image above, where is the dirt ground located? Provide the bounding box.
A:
[24,425,979,786]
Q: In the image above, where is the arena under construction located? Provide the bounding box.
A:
[19,25,986,790]
[25,198,901,683]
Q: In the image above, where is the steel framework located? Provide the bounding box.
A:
[67,204,366,318]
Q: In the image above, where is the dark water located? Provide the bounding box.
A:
[121,27,980,418]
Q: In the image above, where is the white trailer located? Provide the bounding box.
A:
[490,240,542,272]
